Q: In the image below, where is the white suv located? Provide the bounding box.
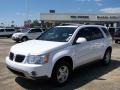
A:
[12,28,43,42]
[0,28,15,38]
[6,25,112,85]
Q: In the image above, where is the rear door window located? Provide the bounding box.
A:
[90,27,104,40]
[75,27,104,42]
[5,29,15,32]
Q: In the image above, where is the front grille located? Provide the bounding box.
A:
[7,66,25,77]
[15,55,25,63]
[9,52,14,60]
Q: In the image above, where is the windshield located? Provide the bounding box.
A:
[22,30,28,33]
[37,27,77,42]
[18,29,28,33]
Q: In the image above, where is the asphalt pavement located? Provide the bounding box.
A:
[0,38,120,90]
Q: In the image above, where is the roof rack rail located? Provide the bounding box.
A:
[60,23,84,26]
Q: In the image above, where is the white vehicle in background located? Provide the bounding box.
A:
[0,28,15,38]
[12,28,43,42]
[6,25,112,85]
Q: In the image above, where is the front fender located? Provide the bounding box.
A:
[48,47,75,77]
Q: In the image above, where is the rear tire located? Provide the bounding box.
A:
[115,40,118,43]
[51,61,72,86]
[101,49,111,66]
[7,36,11,38]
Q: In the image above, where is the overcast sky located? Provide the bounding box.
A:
[0,0,120,26]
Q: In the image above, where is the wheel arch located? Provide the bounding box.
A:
[51,56,73,77]
[21,36,29,41]
[53,56,73,70]
[106,46,112,53]
[22,36,28,39]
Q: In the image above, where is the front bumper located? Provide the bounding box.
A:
[12,36,21,41]
[6,57,50,79]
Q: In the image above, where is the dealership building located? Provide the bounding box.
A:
[40,13,120,28]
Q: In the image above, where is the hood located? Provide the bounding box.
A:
[13,32,25,36]
[10,40,67,55]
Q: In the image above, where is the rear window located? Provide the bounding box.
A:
[5,29,15,32]
[102,28,111,37]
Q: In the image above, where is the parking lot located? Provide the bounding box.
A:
[0,38,120,90]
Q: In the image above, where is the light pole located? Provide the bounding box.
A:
[11,21,15,28]
[25,0,30,27]
[26,0,29,21]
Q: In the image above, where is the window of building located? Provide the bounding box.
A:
[70,16,77,18]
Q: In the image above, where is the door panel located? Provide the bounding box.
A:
[73,27,105,67]
[93,39,105,59]
[74,41,94,66]
[73,27,95,67]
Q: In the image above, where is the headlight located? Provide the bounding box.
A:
[17,34,22,37]
[26,54,49,64]
[13,34,21,38]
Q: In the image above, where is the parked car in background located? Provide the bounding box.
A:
[0,28,15,38]
[108,27,116,39]
[6,25,112,85]
[114,28,120,43]
[12,28,43,42]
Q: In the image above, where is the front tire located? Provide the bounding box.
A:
[51,61,72,86]
[21,37,28,42]
[15,40,20,43]
[101,49,111,66]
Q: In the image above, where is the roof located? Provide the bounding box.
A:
[41,13,120,15]
[56,26,78,28]
[56,24,107,28]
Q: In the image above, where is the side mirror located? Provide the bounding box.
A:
[76,37,87,44]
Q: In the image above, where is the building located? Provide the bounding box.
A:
[40,13,120,28]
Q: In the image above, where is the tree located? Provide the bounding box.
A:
[1,23,4,27]
[24,20,32,28]
[32,20,40,27]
